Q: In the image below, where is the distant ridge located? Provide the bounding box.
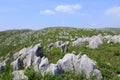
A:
[102,27,120,34]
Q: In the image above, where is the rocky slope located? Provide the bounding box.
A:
[0,27,120,80]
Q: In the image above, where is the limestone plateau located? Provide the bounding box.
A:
[0,27,120,80]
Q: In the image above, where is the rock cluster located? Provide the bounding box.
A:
[2,34,120,79]
[57,53,102,79]
[9,44,102,80]
[72,34,120,49]
[39,57,61,76]
[72,35,103,49]
[46,41,69,53]
[104,35,120,44]
[10,44,43,80]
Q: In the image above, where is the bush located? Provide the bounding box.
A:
[25,68,42,80]
[0,63,12,80]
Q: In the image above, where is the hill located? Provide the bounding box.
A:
[0,27,120,80]
[102,28,120,34]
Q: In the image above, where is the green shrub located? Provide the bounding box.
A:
[0,63,12,80]
[25,68,42,80]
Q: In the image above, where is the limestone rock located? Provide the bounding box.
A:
[79,55,102,79]
[72,38,85,46]
[57,53,102,79]
[13,47,28,60]
[10,43,103,79]
[57,53,75,72]
[104,35,120,44]
[46,64,61,75]
[11,57,23,70]
[39,57,61,76]
[93,69,102,79]
[23,46,41,69]
[12,44,43,69]
[39,57,50,76]
[60,41,69,53]
[12,70,28,80]
[88,35,103,49]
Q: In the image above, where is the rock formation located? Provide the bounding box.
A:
[57,53,102,79]
[9,43,102,79]
[12,70,28,80]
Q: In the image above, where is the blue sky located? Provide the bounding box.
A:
[0,0,120,31]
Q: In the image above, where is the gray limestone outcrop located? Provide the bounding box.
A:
[72,34,103,49]
[57,53,102,79]
[11,44,44,71]
[12,70,28,80]
[9,43,103,79]
[11,57,23,70]
[39,57,61,76]
[88,35,103,49]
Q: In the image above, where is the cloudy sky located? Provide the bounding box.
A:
[0,0,120,31]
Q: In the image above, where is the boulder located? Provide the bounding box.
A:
[12,44,43,69]
[105,35,120,44]
[79,55,102,79]
[88,35,103,49]
[93,69,102,79]
[72,38,85,46]
[32,57,41,72]
[39,57,49,76]
[57,53,102,79]
[11,57,23,70]
[12,70,28,80]
[23,49,34,68]
[72,37,90,46]
[45,64,61,75]
[72,34,104,48]
[39,57,50,76]
[60,41,69,53]
[39,57,61,76]
[13,47,28,60]
[23,48,41,69]
[57,53,75,72]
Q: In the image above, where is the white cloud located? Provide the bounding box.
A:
[105,6,120,17]
[55,4,81,13]
[40,4,82,15]
[40,9,55,15]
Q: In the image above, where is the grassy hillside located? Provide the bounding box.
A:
[103,28,120,34]
[0,27,120,80]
